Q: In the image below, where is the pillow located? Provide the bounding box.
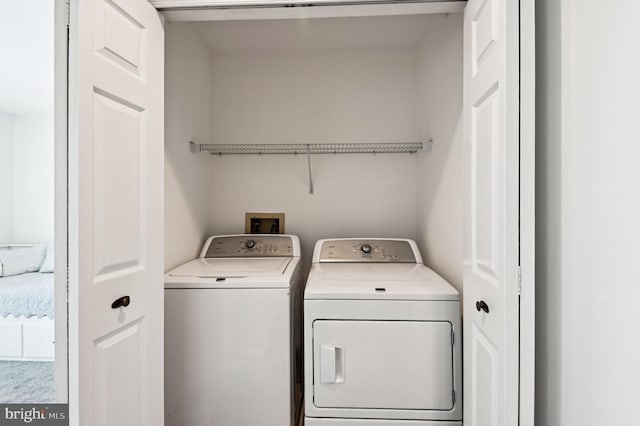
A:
[39,245,55,273]
[0,246,47,277]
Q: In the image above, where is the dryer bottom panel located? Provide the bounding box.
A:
[305,418,462,426]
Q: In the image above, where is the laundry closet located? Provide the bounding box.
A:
[68,0,534,425]
[164,7,465,290]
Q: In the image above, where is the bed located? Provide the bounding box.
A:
[0,245,55,361]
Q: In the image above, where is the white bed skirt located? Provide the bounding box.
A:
[0,315,54,361]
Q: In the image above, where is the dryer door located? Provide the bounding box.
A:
[312,320,454,410]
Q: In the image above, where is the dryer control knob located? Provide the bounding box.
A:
[245,240,256,249]
[361,244,372,254]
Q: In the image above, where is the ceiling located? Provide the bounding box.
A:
[0,0,54,115]
[189,14,441,53]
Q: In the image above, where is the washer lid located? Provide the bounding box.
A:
[168,257,293,278]
[304,263,459,301]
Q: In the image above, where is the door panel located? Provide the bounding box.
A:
[463,0,520,425]
[93,91,145,277]
[95,0,146,74]
[470,322,498,426]
[313,320,454,410]
[69,0,164,424]
[472,83,500,284]
[471,0,498,73]
[93,321,142,426]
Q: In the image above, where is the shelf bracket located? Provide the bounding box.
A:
[189,141,201,154]
[424,139,434,152]
[306,144,314,195]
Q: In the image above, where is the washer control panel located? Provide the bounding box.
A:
[319,239,417,263]
[204,235,294,258]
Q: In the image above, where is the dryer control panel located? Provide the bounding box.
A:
[203,235,294,258]
[318,239,417,263]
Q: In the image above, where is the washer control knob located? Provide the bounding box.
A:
[361,244,372,255]
[245,240,256,249]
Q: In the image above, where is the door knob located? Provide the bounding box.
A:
[111,295,131,309]
[475,300,489,313]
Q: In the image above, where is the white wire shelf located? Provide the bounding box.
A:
[190,141,432,155]
[189,140,433,195]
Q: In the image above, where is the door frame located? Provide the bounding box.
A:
[519,1,536,425]
[54,0,69,403]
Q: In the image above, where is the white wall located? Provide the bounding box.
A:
[0,112,53,244]
[0,0,54,114]
[11,114,54,244]
[536,1,640,425]
[209,49,420,144]
[164,23,214,270]
[0,111,13,242]
[207,48,420,266]
[415,13,463,291]
[0,1,55,245]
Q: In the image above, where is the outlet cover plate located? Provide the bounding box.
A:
[245,212,285,234]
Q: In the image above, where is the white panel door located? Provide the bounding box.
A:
[68,0,164,424]
[463,0,520,426]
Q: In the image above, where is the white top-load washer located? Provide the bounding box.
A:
[304,238,462,426]
[165,234,303,426]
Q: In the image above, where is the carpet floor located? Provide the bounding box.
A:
[0,361,55,403]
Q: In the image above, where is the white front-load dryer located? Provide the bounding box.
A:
[164,234,303,426]
[304,238,462,426]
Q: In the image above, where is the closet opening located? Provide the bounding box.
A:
[164,12,464,291]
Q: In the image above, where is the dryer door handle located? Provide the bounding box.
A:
[320,345,344,384]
